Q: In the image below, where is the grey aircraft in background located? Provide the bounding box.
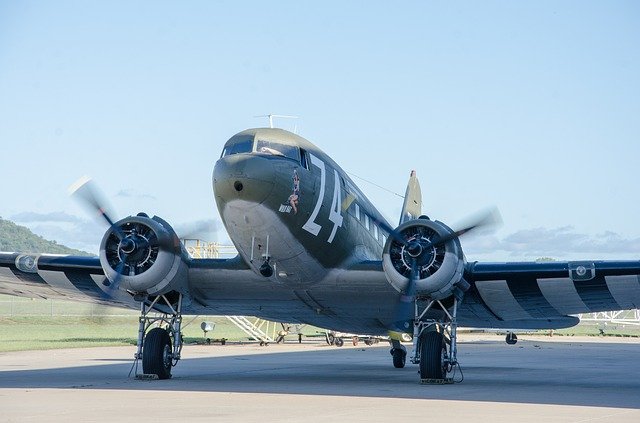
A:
[1,127,639,382]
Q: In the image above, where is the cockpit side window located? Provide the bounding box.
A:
[255,140,300,162]
[300,148,309,170]
[221,136,254,158]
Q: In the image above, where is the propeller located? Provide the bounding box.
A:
[69,177,164,296]
[383,207,502,332]
[69,177,196,298]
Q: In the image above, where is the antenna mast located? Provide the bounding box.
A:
[254,114,299,131]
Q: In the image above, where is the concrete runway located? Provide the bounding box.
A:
[1,335,639,422]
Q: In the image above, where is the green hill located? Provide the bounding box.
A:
[0,217,90,255]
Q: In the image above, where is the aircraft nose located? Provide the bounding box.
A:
[213,154,276,206]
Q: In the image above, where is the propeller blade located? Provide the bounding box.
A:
[423,207,502,250]
[175,219,219,241]
[69,176,121,235]
[391,258,419,332]
[107,255,126,286]
[101,255,126,299]
[370,216,409,247]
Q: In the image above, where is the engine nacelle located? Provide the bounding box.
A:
[99,214,189,296]
[382,218,465,300]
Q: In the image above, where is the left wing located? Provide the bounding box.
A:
[465,260,640,323]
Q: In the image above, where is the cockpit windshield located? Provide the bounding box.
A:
[255,140,300,162]
[221,134,301,164]
[221,135,254,158]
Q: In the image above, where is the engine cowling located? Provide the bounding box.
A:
[382,218,465,300]
[99,214,189,296]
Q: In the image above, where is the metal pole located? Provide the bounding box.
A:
[135,301,146,361]
[451,298,458,364]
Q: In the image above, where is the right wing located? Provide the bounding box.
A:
[0,252,136,307]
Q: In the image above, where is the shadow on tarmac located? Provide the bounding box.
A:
[1,339,639,409]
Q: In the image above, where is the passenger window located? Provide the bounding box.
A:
[355,204,360,220]
[364,214,370,230]
[256,140,300,162]
[373,224,379,240]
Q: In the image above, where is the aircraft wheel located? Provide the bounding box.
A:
[142,328,173,379]
[327,333,335,345]
[419,331,447,379]
[391,348,406,368]
[506,332,518,345]
[334,337,344,347]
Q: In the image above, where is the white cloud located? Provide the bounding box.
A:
[10,211,104,254]
[10,211,82,223]
[462,226,640,261]
[115,189,157,200]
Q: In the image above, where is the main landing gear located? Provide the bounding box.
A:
[409,297,463,383]
[132,293,184,380]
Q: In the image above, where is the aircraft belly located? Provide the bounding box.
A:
[186,262,398,334]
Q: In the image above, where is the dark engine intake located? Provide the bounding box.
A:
[382,218,465,300]
[99,214,189,296]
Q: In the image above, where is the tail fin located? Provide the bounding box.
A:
[399,170,422,224]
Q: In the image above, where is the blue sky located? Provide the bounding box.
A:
[1,1,639,260]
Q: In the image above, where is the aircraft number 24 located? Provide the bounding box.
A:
[302,154,343,243]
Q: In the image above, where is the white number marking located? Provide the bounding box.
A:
[301,154,343,243]
[302,154,325,236]
[327,169,343,243]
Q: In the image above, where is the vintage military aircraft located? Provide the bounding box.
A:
[1,127,639,382]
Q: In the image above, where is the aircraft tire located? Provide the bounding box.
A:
[327,333,335,345]
[143,328,173,379]
[334,337,344,347]
[419,331,446,379]
[392,348,406,368]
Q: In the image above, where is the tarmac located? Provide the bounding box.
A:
[0,334,639,422]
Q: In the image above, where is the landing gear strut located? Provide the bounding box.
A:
[410,297,462,383]
[132,293,184,380]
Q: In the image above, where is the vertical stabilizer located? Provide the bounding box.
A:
[399,170,422,224]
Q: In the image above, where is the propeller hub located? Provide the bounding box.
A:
[119,237,136,254]
[406,241,423,258]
